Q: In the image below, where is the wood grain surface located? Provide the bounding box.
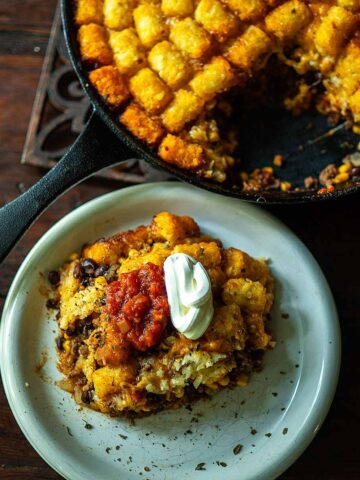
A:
[0,1,359,479]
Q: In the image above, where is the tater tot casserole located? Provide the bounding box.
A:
[49,213,274,416]
[75,0,360,190]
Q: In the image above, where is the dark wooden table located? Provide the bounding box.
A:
[1,2,359,479]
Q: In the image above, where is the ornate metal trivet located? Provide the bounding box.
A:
[21,3,170,183]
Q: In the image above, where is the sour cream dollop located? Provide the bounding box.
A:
[163,253,214,340]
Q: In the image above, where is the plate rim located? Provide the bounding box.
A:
[0,182,341,480]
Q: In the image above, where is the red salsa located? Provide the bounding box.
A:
[97,263,170,366]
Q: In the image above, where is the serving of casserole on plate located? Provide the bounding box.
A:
[0,184,340,480]
[51,212,274,416]
[75,0,360,190]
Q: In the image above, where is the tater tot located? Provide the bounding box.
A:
[103,0,135,30]
[189,56,236,101]
[331,38,360,96]
[245,313,271,348]
[170,18,212,59]
[226,25,272,71]
[159,135,205,170]
[265,0,312,42]
[161,89,204,132]
[223,248,270,285]
[222,278,267,313]
[173,241,222,268]
[78,23,113,66]
[314,6,357,57]
[75,0,103,25]
[89,66,129,108]
[134,4,168,48]
[223,248,254,279]
[129,68,173,114]
[150,212,200,244]
[93,366,136,399]
[161,0,194,17]
[82,225,148,264]
[120,103,165,146]
[109,28,146,74]
[148,41,192,89]
[194,0,239,42]
[222,0,268,21]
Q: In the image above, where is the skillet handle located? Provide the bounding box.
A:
[0,111,135,263]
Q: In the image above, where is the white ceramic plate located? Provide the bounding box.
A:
[0,182,340,480]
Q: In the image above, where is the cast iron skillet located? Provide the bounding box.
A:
[0,0,360,262]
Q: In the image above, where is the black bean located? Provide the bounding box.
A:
[350,166,360,178]
[66,326,76,337]
[184,384,198,401]
[73,263,83,279]
[100,298,106,305]
[81,389,94,404]
[48,270,60,285]
[81,278,90,287]
[55,336,64,350]
[81,258,97,276]
[46,298,59,309]
[82,324,93,337]
[94,264,110,277]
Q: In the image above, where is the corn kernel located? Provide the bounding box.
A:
[263,166,273,174]
[352,125,360,135]
[218,376,230,386]
[338,163,351,173]
[237,374,248,387]
[63,340,71,353]
[95,276,108,288]
[280,181,292,191]
[175,390,184,398]
[273,154,283,167]
[318,185,335,194]
[206,383,219,390]
[333,172,349,183]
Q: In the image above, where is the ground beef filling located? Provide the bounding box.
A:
[96,263,170,366]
